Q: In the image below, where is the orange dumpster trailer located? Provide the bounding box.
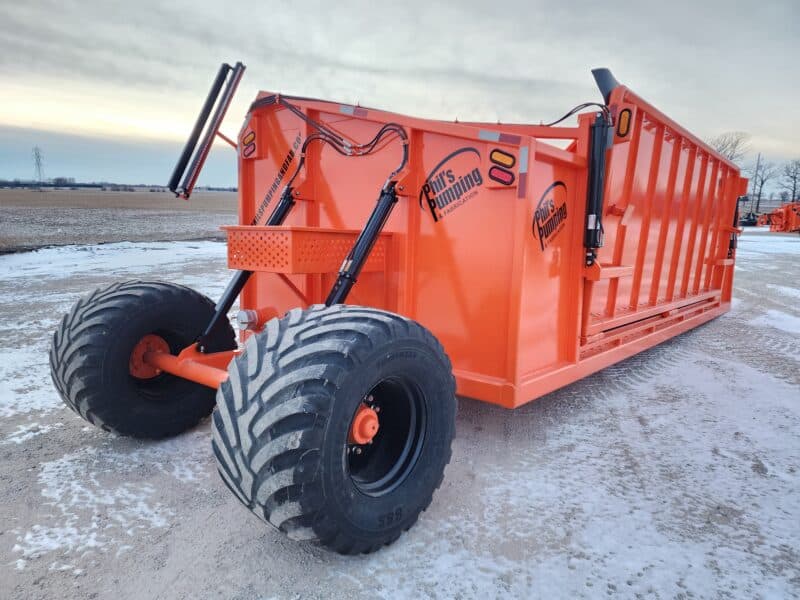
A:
[50,63,748,554]
[768,202,800,233]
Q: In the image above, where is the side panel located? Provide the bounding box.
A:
[410,132,519,395]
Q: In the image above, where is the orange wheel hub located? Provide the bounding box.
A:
[129,334,170,379]
[349,403,380,445]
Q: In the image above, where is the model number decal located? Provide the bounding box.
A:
[251,133,302,225]
[377,507,403,528]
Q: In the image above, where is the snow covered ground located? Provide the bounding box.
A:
[0,231,798,599]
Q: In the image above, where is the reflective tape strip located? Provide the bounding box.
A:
[478,130,501,142]
[339,105,368,117]
[519,146,529,174]
[499,133,522,145]
[517,173,527,197]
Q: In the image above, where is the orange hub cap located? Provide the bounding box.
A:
[129,334,170,379]
[349,404,380,445]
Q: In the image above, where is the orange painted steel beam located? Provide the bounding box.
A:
[586,290,719,336]
[143,346,236,389]
[216,131,238,149]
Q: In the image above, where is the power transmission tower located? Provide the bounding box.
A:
[33,146,45,184]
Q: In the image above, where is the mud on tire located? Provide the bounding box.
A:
[50,280,236,439]
[212,304,457,554]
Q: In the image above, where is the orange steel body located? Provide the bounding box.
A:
[169,81,748,408]
[768,202,800,233]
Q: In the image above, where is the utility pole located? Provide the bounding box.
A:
[752,152,762,213]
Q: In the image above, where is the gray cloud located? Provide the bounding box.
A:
[1,0,797,185]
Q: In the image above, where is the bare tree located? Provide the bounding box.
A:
[747,160,778,212]
[706,131,750,164]
[780,159,800,202]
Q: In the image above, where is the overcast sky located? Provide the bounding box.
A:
[1,0,797,187]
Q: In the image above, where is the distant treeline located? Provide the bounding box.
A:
[0,179,236,192]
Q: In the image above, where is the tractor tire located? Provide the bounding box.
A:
[212,305,456,554]
[50,280,236,439]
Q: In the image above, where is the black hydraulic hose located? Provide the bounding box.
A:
[285,125,407,187]
[542,102,610,127]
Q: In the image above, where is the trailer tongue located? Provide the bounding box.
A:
[50,64,747,554]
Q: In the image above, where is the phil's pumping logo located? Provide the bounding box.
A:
[532,181,568,250]
[419,148,483,222]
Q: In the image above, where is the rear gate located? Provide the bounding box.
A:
[581,86,746,345]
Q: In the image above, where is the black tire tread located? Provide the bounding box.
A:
[212,304,455,554]
[50,280,235,438]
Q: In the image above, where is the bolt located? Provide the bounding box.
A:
[374,406,381,413]
[354,447,362,455]
[398,185,405,191]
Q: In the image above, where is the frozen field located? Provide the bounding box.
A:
[0,229,798,599]
[0,189,236,252]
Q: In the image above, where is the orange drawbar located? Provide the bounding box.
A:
[217,68,747,408]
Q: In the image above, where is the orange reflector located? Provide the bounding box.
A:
[488,166,515,186]
[242,131,256,145]
[490,149,516,168]
[616,109,632,137]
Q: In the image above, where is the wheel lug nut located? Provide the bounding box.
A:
[354,447,362,455]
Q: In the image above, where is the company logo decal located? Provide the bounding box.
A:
[419,147,483,222]
[532,181,568,251]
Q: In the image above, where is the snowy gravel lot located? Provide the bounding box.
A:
[0,229,798,599]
